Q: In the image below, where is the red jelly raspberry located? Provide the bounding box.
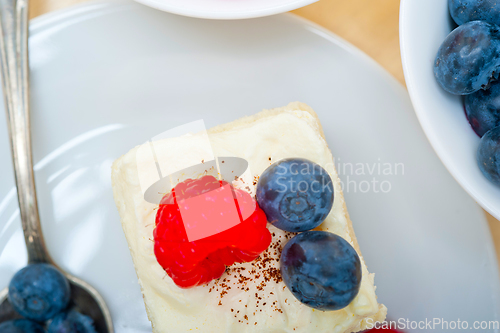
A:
[153,175,272,288]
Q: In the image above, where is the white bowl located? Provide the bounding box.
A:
[400,0,500,221]
[134,0,317,19]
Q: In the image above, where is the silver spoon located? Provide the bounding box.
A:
[0,0,114,331]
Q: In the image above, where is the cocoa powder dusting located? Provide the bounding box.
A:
[209,229,296,324]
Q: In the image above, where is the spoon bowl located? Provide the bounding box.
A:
[0,274,112,332]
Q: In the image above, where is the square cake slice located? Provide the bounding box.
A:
[111,102,387,333]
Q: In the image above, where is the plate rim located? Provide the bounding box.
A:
[30,0,407,94]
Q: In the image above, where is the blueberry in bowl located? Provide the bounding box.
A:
[8,264,70,322]
[434,20,500,95]
[478,126,500,186]
[465,80,500,137]
[0,319,46,333]
[256,158,334,232]
[449,0,500,26]
[280,230,362,311]
[401,0,500,219]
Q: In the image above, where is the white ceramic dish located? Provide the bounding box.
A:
[0,1,499,331]
[134,0,317,19]
[400,0,500,221]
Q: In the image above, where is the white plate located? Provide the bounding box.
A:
[0,1,499,331]
[400,0,500,221]
[134,0,317,19]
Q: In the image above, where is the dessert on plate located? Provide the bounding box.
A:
[111,102,386,332]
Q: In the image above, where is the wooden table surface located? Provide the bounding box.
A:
[28,0,500,261]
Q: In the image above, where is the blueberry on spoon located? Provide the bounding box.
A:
[8,264,70,322]
[0,319,45,333]
[48,309,97,333]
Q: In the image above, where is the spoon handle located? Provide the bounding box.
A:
[0,0,51,264]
